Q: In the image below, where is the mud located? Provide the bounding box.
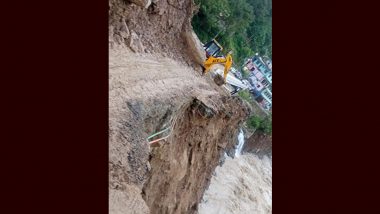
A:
[142,96,249,214]
[242,132,272,158]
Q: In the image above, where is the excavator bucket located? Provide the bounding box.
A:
[213,74,225,86]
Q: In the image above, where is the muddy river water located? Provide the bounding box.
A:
[199,132,272,214]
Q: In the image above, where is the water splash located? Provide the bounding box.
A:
[235,129,245,157]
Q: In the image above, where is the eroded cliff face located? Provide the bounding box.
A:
[109,48,249,214]
[142,97,249,214]
[242,132,272,158]
[109,1,251,213]
[109,0,202,66]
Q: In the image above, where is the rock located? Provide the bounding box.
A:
[225,147,235,158]
[120,31,129,39]
[191,99,216,119]
[137,42,145,53]
[109,25,114,38]
[147,1,160,14]
[146,162,151,171]
[214,74,225,86]
[218,154,226,166]
[119,19,130,37]
[181,29,207,65]
[130,0,152,9]
[159,8,165,16]
[128,31,145,53]
[109,26,116,45]
[114,34,123,45]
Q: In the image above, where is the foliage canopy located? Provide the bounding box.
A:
[192,0,272,65]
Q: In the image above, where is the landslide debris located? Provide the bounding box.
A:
[109,0,205,67]
[109,0,251,213]
[142,96,249,214]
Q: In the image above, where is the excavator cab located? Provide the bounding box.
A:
[204,39,223,58]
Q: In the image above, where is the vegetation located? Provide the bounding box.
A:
[192,0,272,65]
[240,67,250,79]
[237,90,253,103]
[247,115,272,134]
[238,90,272,135]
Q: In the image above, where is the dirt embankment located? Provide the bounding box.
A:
[142,96,249,214]
[109,0,205,67]
[242,132,272,157]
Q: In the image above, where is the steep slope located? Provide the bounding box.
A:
[243,132,272,157]
[109,47,249,213]
[142,95,249,214]
[109,0,250,213]
[109,0,204,66]
[109,47,210,214]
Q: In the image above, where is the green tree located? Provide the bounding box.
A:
[192,0,272,63]
[247,115,272,135]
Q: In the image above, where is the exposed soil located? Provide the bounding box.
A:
[109,47,249,213]
[142,95,249,214]
[242,132,272,158]
[109,0,204,67]
[109,1,252,213]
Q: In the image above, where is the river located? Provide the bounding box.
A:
[198,131,272,214]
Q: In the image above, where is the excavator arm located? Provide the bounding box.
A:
[223,54,233,82]
[203,53,233,82]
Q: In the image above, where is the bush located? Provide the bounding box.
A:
[259,116,272,134]
[247,115,272,135]
[247,115,261,129]
[237,90,252,103]
[237,90,272,135]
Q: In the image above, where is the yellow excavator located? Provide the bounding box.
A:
[202,39,233,86]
